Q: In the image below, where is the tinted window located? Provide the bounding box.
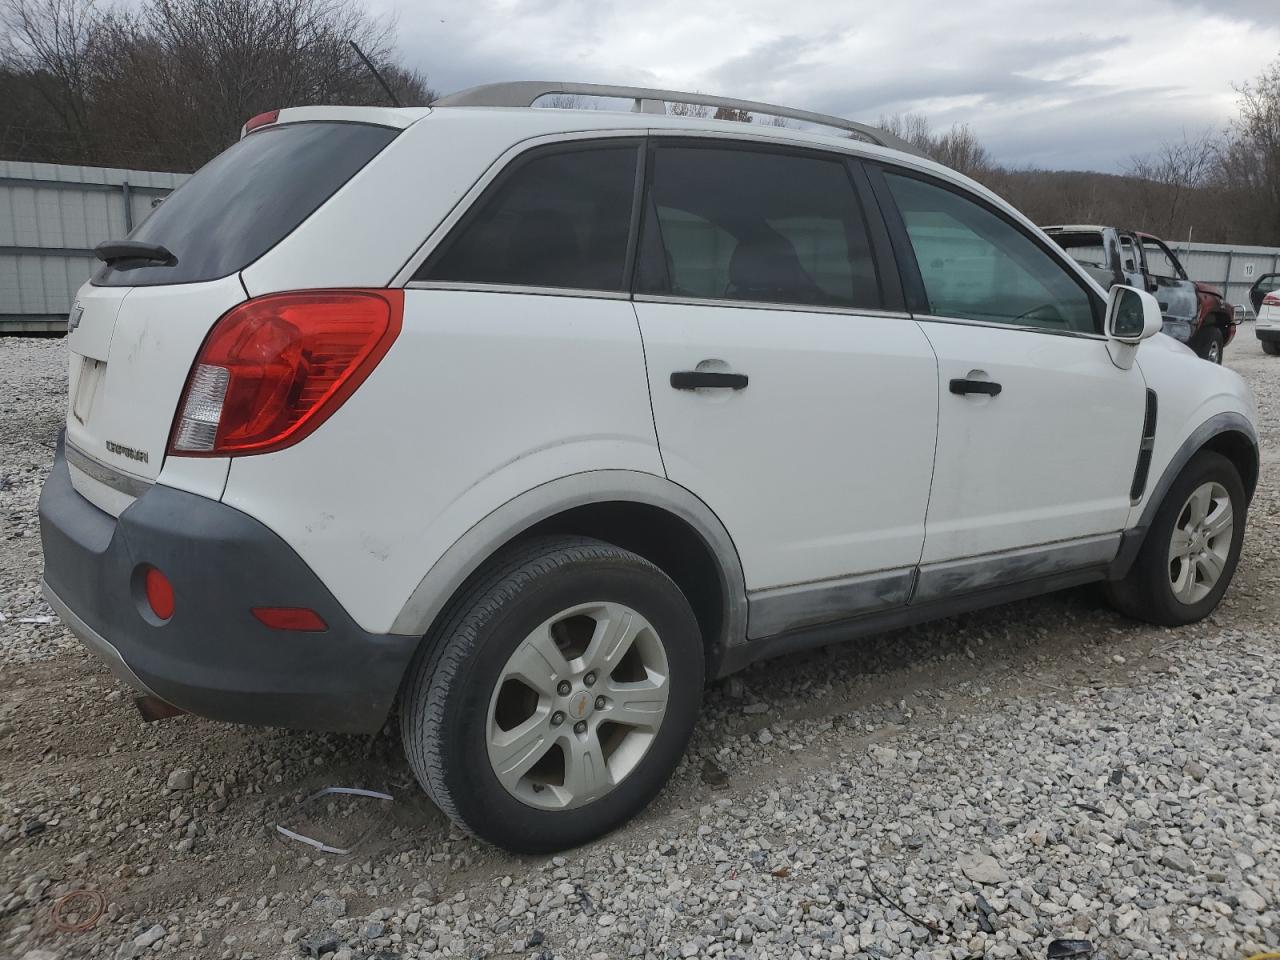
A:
[885,173,1098,334]
[96,123,398,287]
[638,146,881,309]
[420,145,638,291]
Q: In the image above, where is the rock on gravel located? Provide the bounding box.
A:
[133,924,165,948]
[957,852,1010,886]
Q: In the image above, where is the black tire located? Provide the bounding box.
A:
[1195,326,1225,363]
[1106,451,1246,626]
[400,535,703,853]
[1262,340,1280,356]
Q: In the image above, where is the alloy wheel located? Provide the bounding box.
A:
[486,602,670,810]
[1168,480,1233,605]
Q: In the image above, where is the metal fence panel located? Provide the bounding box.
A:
[1165,241,1280,317]
[0,160,187,332]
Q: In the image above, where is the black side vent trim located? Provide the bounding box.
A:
[1130,389,1158,502]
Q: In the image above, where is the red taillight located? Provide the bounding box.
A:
[1265,293,1280,307]
[169,290,402,456]
[252,607,328,631]
[244,109,279,133]
[144,567,175,621]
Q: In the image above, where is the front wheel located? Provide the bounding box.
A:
[1196,327,1225,363]
[1106,451,1245,626]
[400,535,704,853]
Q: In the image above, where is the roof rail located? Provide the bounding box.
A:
[432,81,928,159]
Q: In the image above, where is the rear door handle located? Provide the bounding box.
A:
[670,371,749,390]
[949,378,1002,397]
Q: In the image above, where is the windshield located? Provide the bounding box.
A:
[94,122,398,287]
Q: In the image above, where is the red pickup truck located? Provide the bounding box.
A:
[1044,225,1237,363]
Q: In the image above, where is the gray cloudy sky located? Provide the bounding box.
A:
[371,0,1280,172]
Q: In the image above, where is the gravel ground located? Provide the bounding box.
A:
[2,332,1278,960]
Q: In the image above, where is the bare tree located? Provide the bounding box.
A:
[0,0,433,170]
[876,112,989,177]
[1127,131,1219,237]
[541,94,590,110]
[712,105,752,123]
[0,0,100,159]
[930,124,991,178]
[667,100,711,119]
[877,112,934,153]
[1217,60,1280,244]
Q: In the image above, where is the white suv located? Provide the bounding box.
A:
[39,82,1258,853]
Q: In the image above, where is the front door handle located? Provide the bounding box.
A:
[949,378,1002,397]
[670,371,749,390]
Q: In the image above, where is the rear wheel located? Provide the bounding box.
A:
[1196,327,1225,363]
[400,535,703,853]
[1262,339,1280,356]
[1106,451,1245,626]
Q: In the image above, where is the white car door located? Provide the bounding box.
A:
[632,142,939,637]
[873,168,1147,600]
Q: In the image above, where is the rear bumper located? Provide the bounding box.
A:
[1256,325,1280,342]
[38,435,419,733]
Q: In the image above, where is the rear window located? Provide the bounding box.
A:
[1049,232,1109,270]
[94,122,398,287]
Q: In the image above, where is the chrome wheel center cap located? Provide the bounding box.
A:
[567,690,593,722]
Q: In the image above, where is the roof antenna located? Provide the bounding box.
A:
[350,40,402,107]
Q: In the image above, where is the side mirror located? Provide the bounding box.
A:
[1107,285,1162,343]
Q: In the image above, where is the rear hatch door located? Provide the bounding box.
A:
[65,276,247,486]
[64,118,402,505]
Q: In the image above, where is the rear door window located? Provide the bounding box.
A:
[95,122,398,287]
[418,143,640,292]
[637,144,882,309]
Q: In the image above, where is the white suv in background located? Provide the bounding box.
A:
[39,82,1258,853]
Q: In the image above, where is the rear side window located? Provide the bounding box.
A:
[419,144,639,291]
[95,122,398,287]
[637,145,881,309]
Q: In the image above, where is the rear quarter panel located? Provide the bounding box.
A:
[219,291,663,635]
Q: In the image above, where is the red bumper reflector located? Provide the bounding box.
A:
[143,566,175,621]
[252,607,328,631]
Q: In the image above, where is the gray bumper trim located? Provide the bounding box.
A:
[41,577,159,698]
